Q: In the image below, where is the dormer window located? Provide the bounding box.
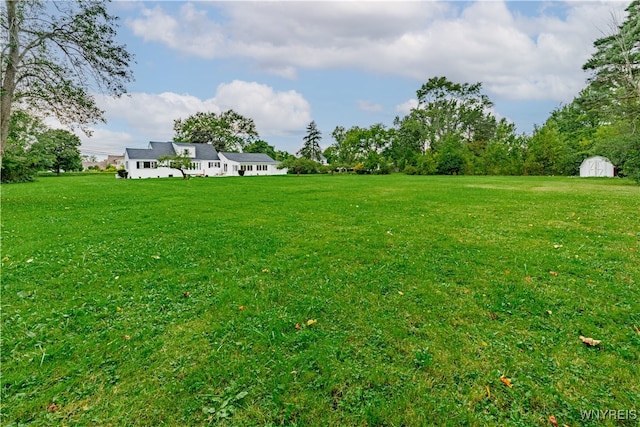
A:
[172,143,196,158]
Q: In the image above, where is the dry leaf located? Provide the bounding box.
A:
[151,255,160,259]
[183,292,190,297]
[553,244,563,249]
[634,325,640,335]
[485,385,491,398]
[489,312,497,320]
[579,335,601,346]
[124,335,131,340]
[306,319,317,326]
[295,323,301,330]
[549,271,558,276]
[549,415,558,426]
[499,375,513,388]
[504,270,510,275]
[525,275,532,283]
[26,259,34,263]
[47,403,58,412]
[238,305,244,311]
[398,291,404,295]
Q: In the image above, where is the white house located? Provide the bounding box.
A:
[579,156,615,178]
[123,142,287,178]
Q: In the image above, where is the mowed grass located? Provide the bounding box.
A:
[1,174,639,426]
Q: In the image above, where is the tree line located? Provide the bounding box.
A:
[2,1,638,182]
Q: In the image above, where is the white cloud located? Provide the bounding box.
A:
[395,99,418,115]
[125,1,628,102]
[213,80,312,136]
[357,100,383,113]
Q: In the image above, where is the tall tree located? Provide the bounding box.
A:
[582,0,640,123]
[0,109,46,182]
[1,0,134,169]
[298,121,323,161]
[173,110,258,152]
[581,0,640,180]
[413,76,496,149]
[327,123,394,165]
[30,129,82,175]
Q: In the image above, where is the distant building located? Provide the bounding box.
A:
[123,141,287,179]
[82,155,124,171]
[579,156,615,177]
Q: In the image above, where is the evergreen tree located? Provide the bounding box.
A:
[298,121,323,161]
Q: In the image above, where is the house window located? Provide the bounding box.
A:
[256,164,268,171]
[136,161,157,169]
[224,163,228,172]
[233,165,238,172]
[208,161,221,168]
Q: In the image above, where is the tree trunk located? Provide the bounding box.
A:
[1,1,20,171]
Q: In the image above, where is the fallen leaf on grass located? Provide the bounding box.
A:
[485,386,491,398]
[499,375,513,388]
[525,275,532,283]
[238,305,244,311]
[306,319,317,326]
[47,403,57,412]
[183,292,190,298]
[634,325,640,335]
[151,255,160,259]
[549,271,558,276]
[489,312,497,320]
[124,335,131,340]
[553,244,563,249]
[549,415,558,426]
[295,323,301,330]
[579,336,601,346]
[26,259,34,263]
[398,291,404,296]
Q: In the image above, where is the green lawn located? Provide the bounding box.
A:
[2,174,639,426]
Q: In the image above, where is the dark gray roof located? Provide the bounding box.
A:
[125,142,220,160]
[221,152,278,163]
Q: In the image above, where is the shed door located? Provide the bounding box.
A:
[588,159,605,177]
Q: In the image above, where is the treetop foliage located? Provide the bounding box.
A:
[173,110,258,152]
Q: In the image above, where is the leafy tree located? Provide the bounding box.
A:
[1,110,45,182]
[173,110,258,152]
[1,0,134,169]
[435,135,468,175]
[244,139,276,159]
[298,121,323,161]
[524,122,576,175]
[580,0,640,181]
[29,129,82,174]
[157,153,192,179]
[327,123,394,166]
[392,76,504,172]
[414,76,496,148]
[278,156,321,174]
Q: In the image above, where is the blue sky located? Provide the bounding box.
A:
[77,1,629,158]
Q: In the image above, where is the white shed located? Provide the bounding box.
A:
[579,156,615,177]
